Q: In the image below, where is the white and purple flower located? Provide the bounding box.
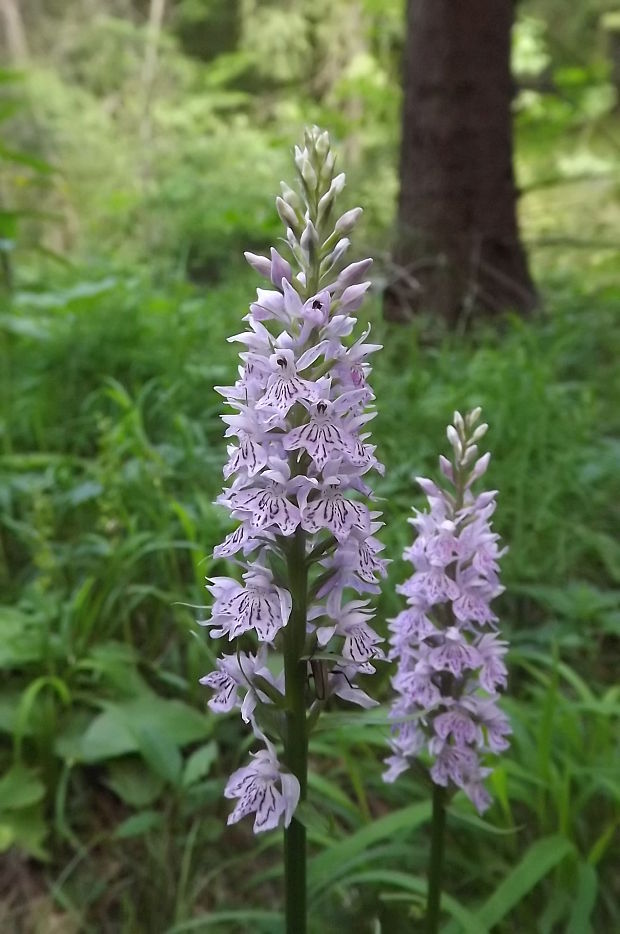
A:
[225,745,300,834]
[384,410,510,813]
[201,126,385,834]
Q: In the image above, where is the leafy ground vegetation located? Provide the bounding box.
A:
[1,3,620,932]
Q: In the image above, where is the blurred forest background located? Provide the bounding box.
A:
[1,1,619,932]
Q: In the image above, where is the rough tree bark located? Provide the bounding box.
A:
[384,0,537,326]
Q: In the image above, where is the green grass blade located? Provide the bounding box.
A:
[566,862,598,934]
[474,835,574,929]
[308,801,431,895]
[335,869,484,934]
[165,910,283,933]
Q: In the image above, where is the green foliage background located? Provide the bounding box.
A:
[1,1,619,932]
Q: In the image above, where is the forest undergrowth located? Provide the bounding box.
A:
[1,259,619,932]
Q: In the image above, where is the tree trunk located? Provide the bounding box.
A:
[384,0,537,326]
[140,0,167,148]
[0,0,29,64]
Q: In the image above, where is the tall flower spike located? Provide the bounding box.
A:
[384,410,510,813]
[201,125,385,869]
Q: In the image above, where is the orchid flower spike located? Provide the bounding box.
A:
[200,126,386,834]
[384,410,510,813]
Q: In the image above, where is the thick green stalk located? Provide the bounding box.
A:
[426,783,446,934]
[283,527,308,934]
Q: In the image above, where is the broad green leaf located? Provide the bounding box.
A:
[78,695,211,762]
[182,742,218,787]
[64,481,104,506]
[0,607,47,668]
[0,764,45,811]
[0,313,51,340]
[0,690,30,735]
[113,810,164,839]
[78,641,149,696]
[0,805,48,860]
[309,801,431,893]
[53,709,94,761]
[75,709,134,761]
[130,724,183,786]
[0,825,14,850]
[106,758,165,807]
[474,835,574,929]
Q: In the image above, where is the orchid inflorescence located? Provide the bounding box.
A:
[200,126,386,833]
[384,409,511,812]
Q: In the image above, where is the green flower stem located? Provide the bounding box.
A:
[426,782,447,934]
[283,527,309,934]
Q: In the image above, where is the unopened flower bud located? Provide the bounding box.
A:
[276,196,300,231]
[304,125,319,149]
[270,248,292,288]
[332,258,373,294]
[466,407,482,427]
[446,425,461,454]
[317,173,346,223]
[438,454,454,482]
[293,145,305,172]
[329,173,346,198]
[471,423,489,443]
[415,477,441,497]
[462,443,478,466]
[280,182,303,213]
[244,251,271,278]
[300,220,319,262]
[320,238,350,275]
[315,129,330,159]
[300,157,318,193]
[468,452,491,484]
[453,411,465,434]
[339,281,371,315]
[335,207,363,235]
[320,150,336,183]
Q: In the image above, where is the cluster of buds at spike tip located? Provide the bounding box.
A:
[383,410,510,813]
[200,126,386,833]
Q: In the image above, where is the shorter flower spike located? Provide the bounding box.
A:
[384,410,510,813]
